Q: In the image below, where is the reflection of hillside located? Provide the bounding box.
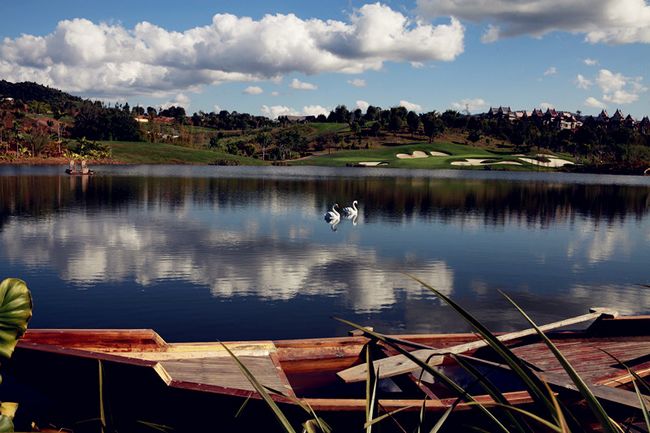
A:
[1,175,649,230]
[0,213,454,313]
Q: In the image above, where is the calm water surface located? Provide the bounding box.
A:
[1,165,649,341]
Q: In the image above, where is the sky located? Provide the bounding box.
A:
[0,0,649,118]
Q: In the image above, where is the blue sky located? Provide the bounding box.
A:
[1,0,649,117]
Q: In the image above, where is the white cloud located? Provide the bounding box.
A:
[261,105,298,119]
[290,78,317,90]
[417,0,650,44]
[575,74,592,89]
[213,104,222,112]
[451,98,488,113]
[243,85,263,95]
[260,104,329,118]
[162,93,190,109]
[302,105,329,116]
[544,66,558,76]
[0,5,465,98]
[355,100,370,112]
[539,102,555,111]
[584,58,598,66]
[271,91,280,96]
[584,96,607,109]
[481,24,501,43]
[595,69,647,104]
[347,78,366,87]
[399,100,422,112]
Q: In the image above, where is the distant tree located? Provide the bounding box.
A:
[208,132,225,151]
[370,122,381,137]
[406,111,420,136]
[388,109,403,132]
[255,131,272,160]
[422,112,444,143]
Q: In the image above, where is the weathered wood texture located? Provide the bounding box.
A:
[338,310,617,383]
[161,356,292,395]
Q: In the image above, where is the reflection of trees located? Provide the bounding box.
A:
[1,175,649,230]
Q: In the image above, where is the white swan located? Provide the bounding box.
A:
[342,200,358,217]
[324,204,340,222]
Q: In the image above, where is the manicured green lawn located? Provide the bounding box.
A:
[105,141,266,165]
[291,141,566,170]
[308,123,350,134]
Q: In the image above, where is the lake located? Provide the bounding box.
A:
[1,165,649,342]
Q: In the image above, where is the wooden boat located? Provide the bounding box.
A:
[9,309,650,430]
[64,168,94,176]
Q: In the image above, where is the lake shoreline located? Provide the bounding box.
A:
[2,157,648,176]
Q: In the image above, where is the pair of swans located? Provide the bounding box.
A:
[324,200,359,224]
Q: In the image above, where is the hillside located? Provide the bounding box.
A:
[0,80,648,173]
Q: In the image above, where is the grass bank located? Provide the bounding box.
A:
[106,141,267,165]
[291,141,561,170]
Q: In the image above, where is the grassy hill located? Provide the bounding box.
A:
[106,141,267,165]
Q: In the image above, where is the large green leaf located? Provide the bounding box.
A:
[0,278,33,360]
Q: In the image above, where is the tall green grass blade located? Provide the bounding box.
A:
[135,420,175,432]
[466,403,563,433]
[452,354,533,433]
[220,343,298,433]
[363,406,412,429]
[408,275,559,421]
[417,396,428,433]
[366,342,379,433]
[234,395,251,418]
[335,317,514,433]
[632,380,650,432]
[429,398,461,433]
[543,378,570,433]
[499,290,619,433]
[599,348,650,395]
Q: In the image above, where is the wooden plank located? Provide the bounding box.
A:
[458,355,650,411]
[20,329,167,351]
[595,360,650,387]
[540,371,650,411]
[338,308,618,383]
[161,355,293,395]
[303,391,534,412]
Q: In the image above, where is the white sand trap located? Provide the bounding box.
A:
[429,151,450,156]
[396,151,429,159]
[490,161,522,166]
[357,161,384,167]
[451,158,523,167]
[519,157,574,168]
[451,158,488,166]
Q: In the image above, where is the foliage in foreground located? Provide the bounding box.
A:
[0,278,33,432]
[229,276,650,433]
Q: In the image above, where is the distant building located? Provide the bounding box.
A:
[284,115,307,123]
[596,110,609,123]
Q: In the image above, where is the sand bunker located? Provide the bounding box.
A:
[450,158,489,166]
[396,151,429,159]
[429,151,450,157]
[357,161,385,167]
[451,158,522,167]
[489,161,522,166]
[519,156,574,168]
